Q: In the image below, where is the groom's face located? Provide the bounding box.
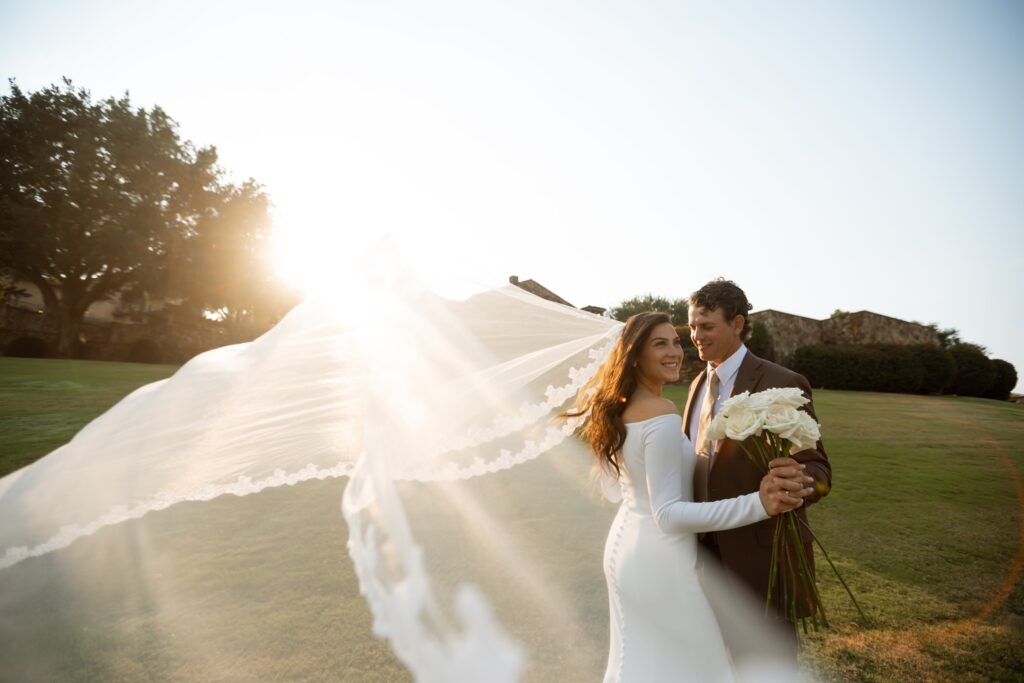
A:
[687,306,743,366]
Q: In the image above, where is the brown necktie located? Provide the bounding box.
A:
[693,368,720,502]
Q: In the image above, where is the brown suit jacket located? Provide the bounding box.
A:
[684,349,831,619]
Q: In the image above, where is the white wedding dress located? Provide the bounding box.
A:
[603,413,768,683]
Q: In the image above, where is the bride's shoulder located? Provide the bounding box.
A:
[622,396,680,425]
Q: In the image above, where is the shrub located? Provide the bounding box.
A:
[908,344,957,394]
[949,344,995,397]
[5,336,52,358]
[792,344,934,394]
[791,346,842,389]
[874,346,925,394]
[984,359,1018,401]
[746,321,776,362]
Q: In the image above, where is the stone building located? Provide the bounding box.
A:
[749,309,941,367]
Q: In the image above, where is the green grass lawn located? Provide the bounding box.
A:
[1,358,1022,682]
[0,357,179,475]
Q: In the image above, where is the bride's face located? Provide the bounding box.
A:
[635,322,683,384]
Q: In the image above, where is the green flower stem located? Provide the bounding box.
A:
[796,515,869,623]
[765,515,782,616]
[717,416,865,633]
[785,510,829,629]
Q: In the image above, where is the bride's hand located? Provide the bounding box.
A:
[758,472,811,516]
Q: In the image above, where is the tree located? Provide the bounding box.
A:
[175,180,299,341]
[926,324,964,349]
[0,79,226,355]
[609,294,689,324]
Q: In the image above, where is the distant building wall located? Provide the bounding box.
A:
[749,309,941,368]
[749,310,823,366]
[10,281,159,324]
[821,311,940,347]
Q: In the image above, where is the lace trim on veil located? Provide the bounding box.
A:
[0,328,618,570]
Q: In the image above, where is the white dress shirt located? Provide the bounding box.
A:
[687,344,747,454]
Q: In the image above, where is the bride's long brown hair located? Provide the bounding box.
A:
[565,311,673,479]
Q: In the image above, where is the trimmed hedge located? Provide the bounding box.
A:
[984,359,1018,401]
[912,344,957,394]
[949,344,995,397]
[791,343,1016,399]
[792,344,956,395]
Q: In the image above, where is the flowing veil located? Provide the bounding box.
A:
[0,245,626,681]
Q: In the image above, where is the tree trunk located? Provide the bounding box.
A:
[23,276,64,357]
[54,303,80,358]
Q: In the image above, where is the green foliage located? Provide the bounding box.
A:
[0,79,291,354]
[949,343,995,397]
[746,320,775,362]
[908,344,957,394]
[174,180,300,340]
[935,326,963,348]
[792,344,961,395]
[984,359,1018,401]
[608,294,688,324]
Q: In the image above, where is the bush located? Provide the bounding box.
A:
[908,344,957,394]
[792,344,942,394]
[875,346,925,393]
[984,359,1018,401]
[949,344,995,397]
[746,321,775,362]
[5,336,52,358]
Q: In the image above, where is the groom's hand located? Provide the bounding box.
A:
[758,472,806,515]
[766,457,815,501]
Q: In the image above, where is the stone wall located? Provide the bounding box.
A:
[748,310,823,366]
[821,311,940,347]
[748,309,941,368]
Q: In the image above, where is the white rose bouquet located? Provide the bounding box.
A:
[708,387,864,631]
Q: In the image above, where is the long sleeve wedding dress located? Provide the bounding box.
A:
[603,413,768,683]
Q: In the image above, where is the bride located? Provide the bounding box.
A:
[566,311,809,682]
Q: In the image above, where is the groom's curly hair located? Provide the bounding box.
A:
[689,279,753,341]
[563,311,674,479]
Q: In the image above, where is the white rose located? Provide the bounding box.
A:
[758,387,809,409]
[762,405,802,440]
[718,391,751,418]
[788,411,821,452]
[743,391,777,411]
[724,408,765,441]
[707,413,728,441]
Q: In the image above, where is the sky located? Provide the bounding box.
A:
[2,0,1022,389]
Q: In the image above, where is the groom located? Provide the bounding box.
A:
[683,278,832,661]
